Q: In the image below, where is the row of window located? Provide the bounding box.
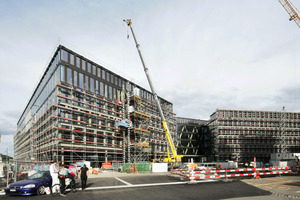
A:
[217,110,300,119]
[60,49,171,105]
[60,65,122,101]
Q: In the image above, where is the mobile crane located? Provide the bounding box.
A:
[124,19,183,163]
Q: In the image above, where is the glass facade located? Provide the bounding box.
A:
[15,45,176,165]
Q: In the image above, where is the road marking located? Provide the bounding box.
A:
[115,177,132,185]
[0,179,218,195]
[249,183,299,188]
[85,179,218,191]
[264,178,300,185]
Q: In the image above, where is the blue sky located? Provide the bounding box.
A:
[0,0,299,157]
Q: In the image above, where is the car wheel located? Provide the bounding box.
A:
[37,185,45,195]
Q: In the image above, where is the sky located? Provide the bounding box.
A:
[0,0,299,157]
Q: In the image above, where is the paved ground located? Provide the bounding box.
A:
[240,175,300,199]
[1,172,300,199]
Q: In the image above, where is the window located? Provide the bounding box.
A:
[109,86,112,99]
[67,67,72,85]
[87,62,91,73]
[79,73,84,89]
[113,87,116,100]
[115,76,118,86]
[93,65,96,75]
[76,57,80,68]
[85,75,89,90]
[74,71,78,87]
[82,60,86,71]
[90,78,94,93]
[97,67,101,77]
[60,65,65,82]
[70,54,74,65]
[61,49,68,62]
[104,84,108,98]
[106,71,110,82]
[111,73,114,83]
[95,80,99,94]
[118,78,122,87]
[102,69,105,79]
[100,82,104,96]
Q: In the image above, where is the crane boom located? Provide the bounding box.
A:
[124,19,182,162]
[278,0,300,28]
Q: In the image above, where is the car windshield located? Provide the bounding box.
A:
[28,171,50,180]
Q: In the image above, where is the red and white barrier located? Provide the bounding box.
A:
[171,164,292,182]
[186,169,291,181]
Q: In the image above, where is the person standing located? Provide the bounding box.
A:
[79,164,89,190]
[49,161,59,187]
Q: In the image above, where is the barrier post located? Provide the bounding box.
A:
[188,158,196,184]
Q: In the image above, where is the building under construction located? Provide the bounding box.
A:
[14,45,176,166]
[208,109,300,163]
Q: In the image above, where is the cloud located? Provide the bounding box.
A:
[0,119,17,132]
[0,131,14,135]
[0,135,14,157]
[0,0,299,157]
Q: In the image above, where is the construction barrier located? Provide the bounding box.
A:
[171,166,292,182]
[121,162,151,173]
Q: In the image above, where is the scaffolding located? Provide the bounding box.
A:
[209,109,300,163]
[14,45,177,165]
[121,86,176,163]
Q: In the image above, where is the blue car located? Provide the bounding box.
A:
[5,171,52,196]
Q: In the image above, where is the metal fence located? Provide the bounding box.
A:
[0,161,51,190]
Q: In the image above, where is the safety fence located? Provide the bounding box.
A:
[0,162,51,189]
[171,166,293,182]
[121,162,151,173]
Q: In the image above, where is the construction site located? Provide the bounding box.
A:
[13,1,300,170]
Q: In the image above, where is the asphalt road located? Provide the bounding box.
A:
[2,174,300,200]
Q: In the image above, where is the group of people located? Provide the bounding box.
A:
[49,161,89,196]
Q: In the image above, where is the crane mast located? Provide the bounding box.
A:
[278,0,300,28]
[124,19,182,162]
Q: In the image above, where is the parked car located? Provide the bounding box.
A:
[5,171,52,196]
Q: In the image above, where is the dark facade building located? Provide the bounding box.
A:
[176,117,213,162]
[14,45,176,166]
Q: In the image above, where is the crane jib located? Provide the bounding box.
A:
[124,19,183,162]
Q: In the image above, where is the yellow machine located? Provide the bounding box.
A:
[124,19,183,163]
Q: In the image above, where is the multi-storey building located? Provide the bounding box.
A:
[209,109,300,163]
[14,45,176,166]
[176,117,213,162]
